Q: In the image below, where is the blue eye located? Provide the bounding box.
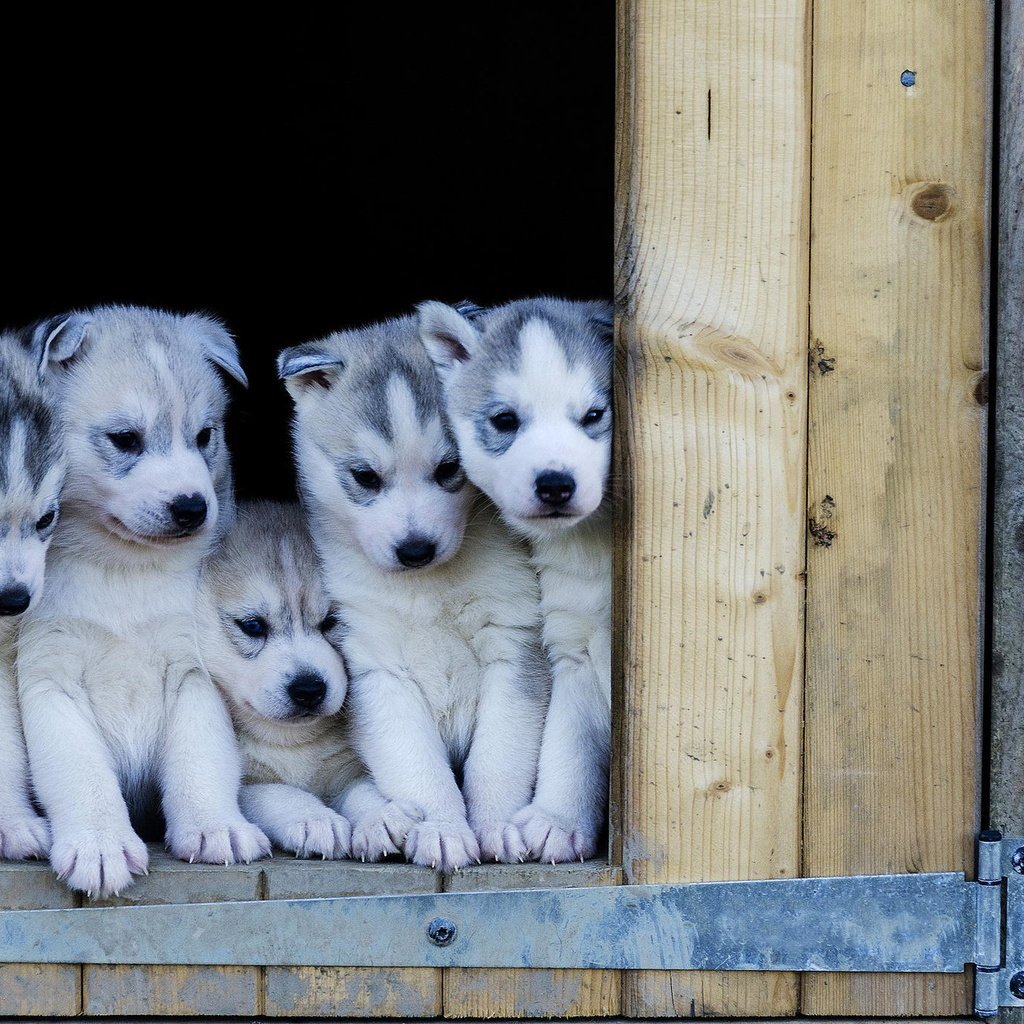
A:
[236,616,268,640]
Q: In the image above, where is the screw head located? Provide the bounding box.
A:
[900,69,917,87]
[1011,847,1024,875]
[427,917,457,947]
[1010,971,1024,1001]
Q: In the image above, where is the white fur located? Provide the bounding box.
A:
[17,307,268,898]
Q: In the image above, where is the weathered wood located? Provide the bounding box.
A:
[993,3,1024,1023]
[803,1,990,1015]
[443,861,622,1019]
[262,859,442,1018]
[82,847,263,1016]
[615,0,809,1016]
[0,859,80,1016]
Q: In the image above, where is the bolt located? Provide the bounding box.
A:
[1010,972,1024,1001]
[427,917,457,947]
[1012,846,1024,875]
[900,69,916,87]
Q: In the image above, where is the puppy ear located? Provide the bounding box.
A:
[277,344,345,401]
[587,301,614,342]
[417,300,483,371]
[189,315,248,388]
[30,312,91,379]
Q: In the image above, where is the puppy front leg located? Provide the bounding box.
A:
[161,667,270,865]
[0,652,49,859]
[512,655,610,863]
[351,669,478,870]
[334,777,423,863]
[240,784,350,859]
[463,642,548,863]
[19,667,146,896]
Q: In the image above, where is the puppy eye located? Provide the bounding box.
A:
[319,613,338,634]
[434,459,461,486]
[35,507,58,533]
[581,407,606,427]
[236,616,269,640]
[490,410,519,433]
[196,427,213,449]
[108,430,143,454]
[351,466,382,491]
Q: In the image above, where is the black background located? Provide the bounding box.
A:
[2,7,614,498]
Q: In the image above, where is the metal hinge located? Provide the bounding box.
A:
[1,833,1021,1017]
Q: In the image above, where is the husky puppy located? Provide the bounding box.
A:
[202,499,410,859]
[418,297,613,863]
[279,316,550,870]
[0,329,65,860]
[17,306,270,897]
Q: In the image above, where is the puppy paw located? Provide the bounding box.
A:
[512,804,597,864]
[350,800,423,862]
[474,820,530,864]
[50,826,148,898]
[0,809,51,861]
[404,818,480,871]
[167,817,271,865]
[278,809,351,859]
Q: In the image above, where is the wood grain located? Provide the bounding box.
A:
[443,861,621,1019]
[615,0,809,1016]
[803,1,990,1015]
[82,847,263,1016]
[0,859,80,1016]
[262,859,442,1018]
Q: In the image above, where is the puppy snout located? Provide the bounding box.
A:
[287,671,328,710]
[169,493,208,532]
[0,584,31,616]
[535,470,576,507]
[395,536,437,568]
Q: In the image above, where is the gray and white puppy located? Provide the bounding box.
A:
[418,297,613,863]
[0,327,65,859]
[17,306,270,897]
[201,500,410,859]
[279,315,550,870]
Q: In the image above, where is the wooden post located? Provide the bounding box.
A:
[616,0,810,1015]
[992,2,1024,1022]
[803,1,990,1015]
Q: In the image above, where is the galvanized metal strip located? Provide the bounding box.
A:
[0,872,975,971]
[1000,838,1024,1009]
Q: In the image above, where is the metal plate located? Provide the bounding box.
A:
[0,871,976,971]
[1001,838,1024,1008]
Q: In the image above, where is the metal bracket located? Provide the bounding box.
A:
[0,834,1021,1017]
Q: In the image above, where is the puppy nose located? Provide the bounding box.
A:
[395,537,437,568]
[169,493,208,531]
[287,672,327,709]
[0,585,31,616]
[535,470,576,507]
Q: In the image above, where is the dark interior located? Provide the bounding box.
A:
[3,7,614,499]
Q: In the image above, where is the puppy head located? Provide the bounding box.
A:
[34,306,246,552]
[202,501,347,734]
[278,315,474,572]
[418,297,613,539]
[0,335,65,617]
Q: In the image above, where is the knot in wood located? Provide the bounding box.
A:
[911,183,953,221]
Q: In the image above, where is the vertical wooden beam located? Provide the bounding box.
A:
[992,1,1024,1021]
[443,862,621,1019]
[615,0,810,1016]
[804,1,990,1015]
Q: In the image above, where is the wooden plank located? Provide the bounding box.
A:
[615,0,809,1016]
[83,846,263,1016]
[262,860,442,1018]
[803,1,990,1016]
[443,861,621,1019]
[0,859,81,1016]
[993,3,1024,1021]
